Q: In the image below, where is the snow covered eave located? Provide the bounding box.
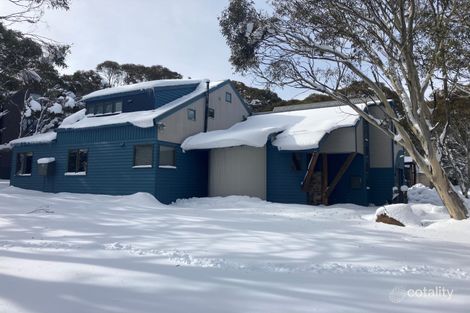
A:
[182,103,365,152]
[9,132,57,147]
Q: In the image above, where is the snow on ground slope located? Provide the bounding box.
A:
[0,187,469,313]
[374,184,470,227]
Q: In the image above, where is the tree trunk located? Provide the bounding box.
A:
[429,157,468,220]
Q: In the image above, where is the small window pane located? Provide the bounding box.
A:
[351,176,362,189]
[16,152,32,175]
[225,92,232,103]
[134,145,153,166]
[67,149,88,173]
[208,108,215,118]
[114,101,122,112]
[67,149,77,172]
[105,102,113,113]
[78,149,88,172]
[159,145,176,167]
[87,105,94,115]
[187,108,196,121]
[95,104,104,115]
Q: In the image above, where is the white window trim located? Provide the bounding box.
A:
[132,165,153,169]
[158,165,177,169]
[64,171,87,176]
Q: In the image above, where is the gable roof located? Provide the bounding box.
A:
[182,102,367,151]
[60,80,227,130]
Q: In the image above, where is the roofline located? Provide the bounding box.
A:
[81,79,203,102]
[227,80,252,116]
[271,98,392,113]
[154,79,251,122]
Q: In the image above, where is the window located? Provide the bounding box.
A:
[104,102,113,114]
[16,152,33,175]
[159,145,176,167]
[89,100,123,116]
[134,145,153,167]
[208,108,215,119]
[187,108,196,121]
[114,101,123,112]
[67,149,88,174]
[225,92,232,103]
[351,176,363,189]
[95,103,104,115]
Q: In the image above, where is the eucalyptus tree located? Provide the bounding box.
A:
[220,0,470,219]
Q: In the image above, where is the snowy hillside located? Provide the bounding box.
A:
[0,184,469,313]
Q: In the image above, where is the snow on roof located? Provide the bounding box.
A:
[182,104,365,151]
[9,132,57,146]
[272,97,380,113]
[81,79,205,100]
[60,109,86,127]
[60,80,225,130]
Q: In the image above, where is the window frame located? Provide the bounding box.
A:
[114,101,123,113]
[16,152,33,176]
[225,92,232,103]
[187,108,196,121]
[88,100,123,116]
[94,103,104,115]
[158,145,176,169]
[133,144,154,168]
[104,102,113,114]
[208,108,215,119]
[65,148,88,175]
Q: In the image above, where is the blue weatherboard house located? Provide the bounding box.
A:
[9,79,403,206]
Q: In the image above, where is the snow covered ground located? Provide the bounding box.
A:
[0,185,469,313]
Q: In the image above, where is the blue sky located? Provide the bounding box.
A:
[6,0,310,100]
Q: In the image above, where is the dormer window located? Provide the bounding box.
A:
[88,100,123,116]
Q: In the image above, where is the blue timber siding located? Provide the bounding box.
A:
[11,125,159,196]
[54,125,157,195]
[84,83,200,114]
[266,143,308,204]
[10,142,56,193]
[154,84,199,108]
[327,153,368,206]
[155,141,208,204]
[368,168,394,205]
[266,143,368,206]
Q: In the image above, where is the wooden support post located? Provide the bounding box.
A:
[325,152,357,198]
[301,152,319,192]
[322,154,328,205]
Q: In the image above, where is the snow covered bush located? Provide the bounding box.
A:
[20,89,83,137]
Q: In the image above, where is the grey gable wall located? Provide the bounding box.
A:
[157,82,250,144]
